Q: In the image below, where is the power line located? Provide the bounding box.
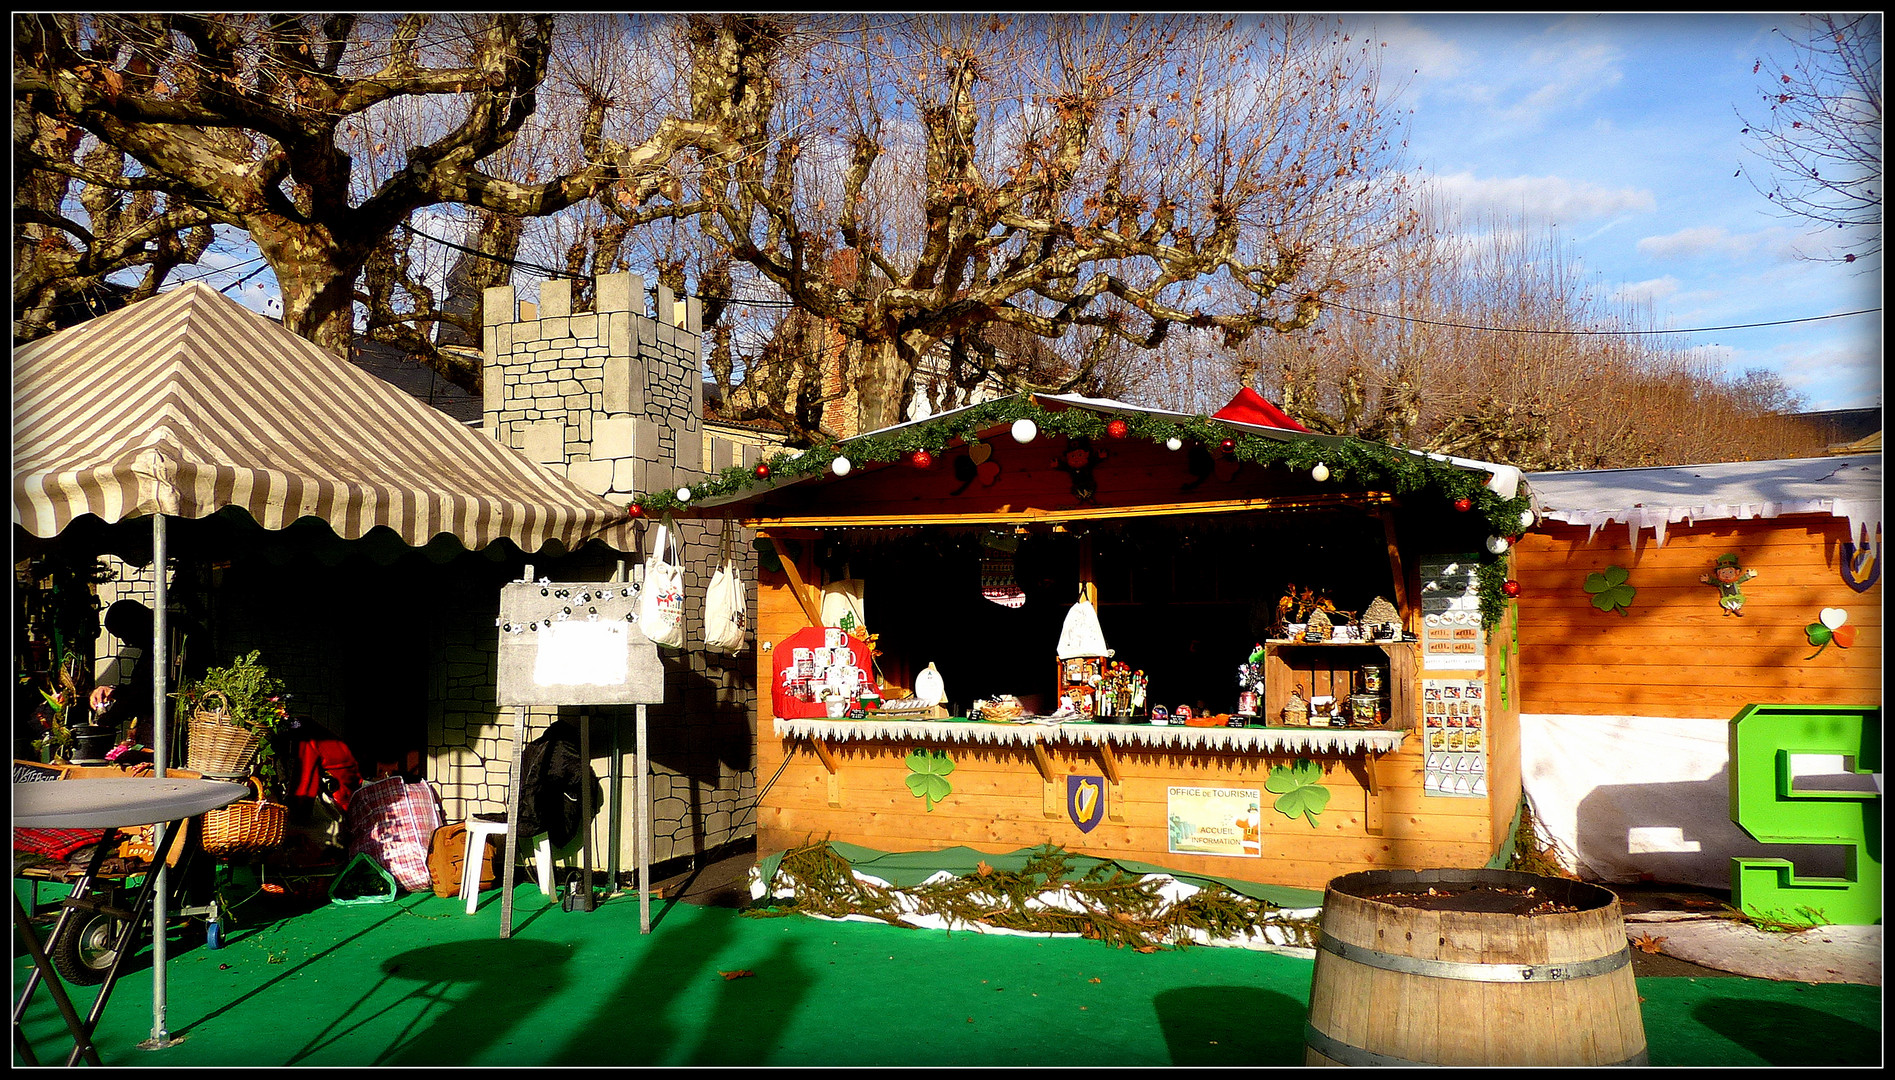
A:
[397,220,802,308]
[1323,300,1881,337]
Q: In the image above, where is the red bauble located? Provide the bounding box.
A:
[1453,497,1473,512]
[1218,438,1236,455]
[627,502,645,518]
[754,462,772,480]
[1105,418,1130,439]
[909,449,934,469]
[1502,579,1522,598]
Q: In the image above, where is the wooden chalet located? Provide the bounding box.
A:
[681,393,1537,892]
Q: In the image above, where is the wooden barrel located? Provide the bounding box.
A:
[1304,868,1647,1067]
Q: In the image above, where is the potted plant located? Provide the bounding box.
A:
[26,649,91,762]
[178,651,291,787]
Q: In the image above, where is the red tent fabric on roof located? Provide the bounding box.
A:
[1212,386,1308,432]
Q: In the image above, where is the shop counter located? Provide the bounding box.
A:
[756,714,1498,892]
[772,716,1407,754]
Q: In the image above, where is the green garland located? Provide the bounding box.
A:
[753,841,1289,951]
[635,396,1531,628]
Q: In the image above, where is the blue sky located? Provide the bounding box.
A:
[1366,12,1881,412]
[201,13,1881,413]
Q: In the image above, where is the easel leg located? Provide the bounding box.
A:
[500,705,526,939]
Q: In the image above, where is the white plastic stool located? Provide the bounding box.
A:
[460,815,554,915]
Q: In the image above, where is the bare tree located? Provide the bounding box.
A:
[13,100,215,339]
[619,14,1415,439]
[1738,13,1883,264]
[1202,190,1831,469]
[13,13,694,387]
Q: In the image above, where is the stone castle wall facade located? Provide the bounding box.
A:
[453,273,763,870]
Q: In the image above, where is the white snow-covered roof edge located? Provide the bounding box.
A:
[1525,453,1882,551]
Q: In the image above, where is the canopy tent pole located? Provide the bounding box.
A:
[145,513,177,1049]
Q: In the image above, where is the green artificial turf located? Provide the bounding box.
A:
[14,884,1883,1067]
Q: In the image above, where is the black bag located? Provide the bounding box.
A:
[517,719,603,848]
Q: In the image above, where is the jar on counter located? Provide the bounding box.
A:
[1349,693,1384,727]
[1359,664,1387,694]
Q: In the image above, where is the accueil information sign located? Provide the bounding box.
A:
[1166,786,1262,857]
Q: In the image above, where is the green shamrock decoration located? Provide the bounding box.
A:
[905,748,955,811]
[1583,566,1637,614]
[1265,758,1331,827]
[1804,609,1856,659]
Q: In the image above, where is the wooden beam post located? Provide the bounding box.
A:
[1028,742,1060,818]
[809,738,841,806]
[1349,755,1384,836]
[769,534,824,629]
[1095,742,1125,821]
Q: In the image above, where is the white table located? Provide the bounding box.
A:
[13,777,246,1066]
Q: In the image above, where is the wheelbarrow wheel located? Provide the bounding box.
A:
[50,910,129,987]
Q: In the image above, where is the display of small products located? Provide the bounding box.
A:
[1058,657,1148,721]
[785,630,870,711]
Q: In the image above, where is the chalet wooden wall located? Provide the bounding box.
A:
[753,538,1521,891]
[1512,516,1882,719]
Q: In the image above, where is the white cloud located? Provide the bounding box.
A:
[1369,17,1470,86]
[1500,42,1622,127]
[1429,171,1655,224]
[1635,225,1805,263]
[1614,277,1679,307]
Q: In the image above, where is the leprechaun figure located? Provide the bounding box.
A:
[1701,553,1758,615]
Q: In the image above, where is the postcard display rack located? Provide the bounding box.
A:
[1415,555,1489,797]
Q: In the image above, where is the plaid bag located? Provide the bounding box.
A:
[344,776,443,892]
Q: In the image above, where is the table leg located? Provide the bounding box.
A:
[11,828,122,1067]
[69,824,179,1066]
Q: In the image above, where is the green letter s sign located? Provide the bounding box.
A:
[1729,704,1881,926]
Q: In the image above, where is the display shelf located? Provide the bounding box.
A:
[1261,641,1416,731]
[773,716,1407,755]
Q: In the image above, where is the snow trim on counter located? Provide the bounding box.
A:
[774,717,1406,754]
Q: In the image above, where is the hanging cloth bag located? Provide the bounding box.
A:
[639,517,687,649]
[704,521,748,654]
[820,575,867,631]
[1056,589,1111,659]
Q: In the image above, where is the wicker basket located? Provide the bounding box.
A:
[186,690,263,778]
[201,777,287,857]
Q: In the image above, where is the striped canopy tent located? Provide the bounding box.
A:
[14,281,627,551]
[13,283,629,1046]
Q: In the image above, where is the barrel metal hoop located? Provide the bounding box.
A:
[1318,933,1633,982]
[1305,1023,1649,1067]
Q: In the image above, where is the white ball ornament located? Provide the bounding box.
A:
[1165,437,1183,451]
[1311,462,1330,482]
[831,456,853,477]
[1519,509,1536,530]
[1485,535,1510,554]
[675,486,692,502]
[1010,418,1039,444]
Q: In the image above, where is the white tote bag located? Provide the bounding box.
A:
[820,577,867,632]
[638,519,686,648]
[1056,593,1110,658]
[703,523,748,655]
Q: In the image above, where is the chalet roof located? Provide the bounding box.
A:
[691,392,1528,511]
[1525,453,1882,551]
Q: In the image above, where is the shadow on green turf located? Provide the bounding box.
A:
[1692,997,1881,1066]
[1155,986,1309,1065]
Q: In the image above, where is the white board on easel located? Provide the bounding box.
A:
[492,579,666,938]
